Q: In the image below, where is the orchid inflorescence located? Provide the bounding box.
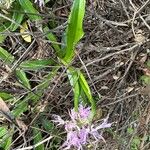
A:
[52,105,112,150]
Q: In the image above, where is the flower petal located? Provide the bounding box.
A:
[51,114,65,125]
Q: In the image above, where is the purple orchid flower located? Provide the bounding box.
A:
[52,105,112,150]
[78,104,91,120]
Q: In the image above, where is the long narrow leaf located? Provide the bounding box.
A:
[12,67,59,117]
[10,3,24,31]
[63,0,85,63]
[0,47,14,64]
[19,0,41,21]
[37,67,59,89]
[43,27,62,57]
[15,69,31,89]
[20,59,55,70]
[0,26,7,43]
[33,126,44,150]
[0,21,13,43]
[79,71,96,118]
[67,68,80,111]
[12,100,28,117]
[0,126,13,150]
[0,92,13,100]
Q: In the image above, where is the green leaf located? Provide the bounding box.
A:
[0,92,13,100]
[12,100,28,117]
[43,27,62,57]
[132,136,141,146]
[0,34,6,43]
[0,47,14,64]
[0,126,13,150]
[37,67,59,89]
[127,127,134,134]
[140,75,150,85]
[0,22,11,43]
[12,67,59,117]
[0,26,6,43]
[67,68,80,111]
[10,3,24,31]
[0,127,7,138]
[15,69,31,89]
[42,119,54,132]
[63,0,85,63]
[79,71,96,117]
[33,125,44,150]
[20,59,55,70]
[2,136,12,150]
[146,60,150,68]
[19,0,41,21]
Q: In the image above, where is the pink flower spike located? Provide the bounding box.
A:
[62,131,83,150]
[52,105,112,149]
[65,122,77,131]
[78,105,91,120]
[78,128,89,144]
[69,109,78,121]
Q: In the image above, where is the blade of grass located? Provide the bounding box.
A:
[20,0,62,58]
